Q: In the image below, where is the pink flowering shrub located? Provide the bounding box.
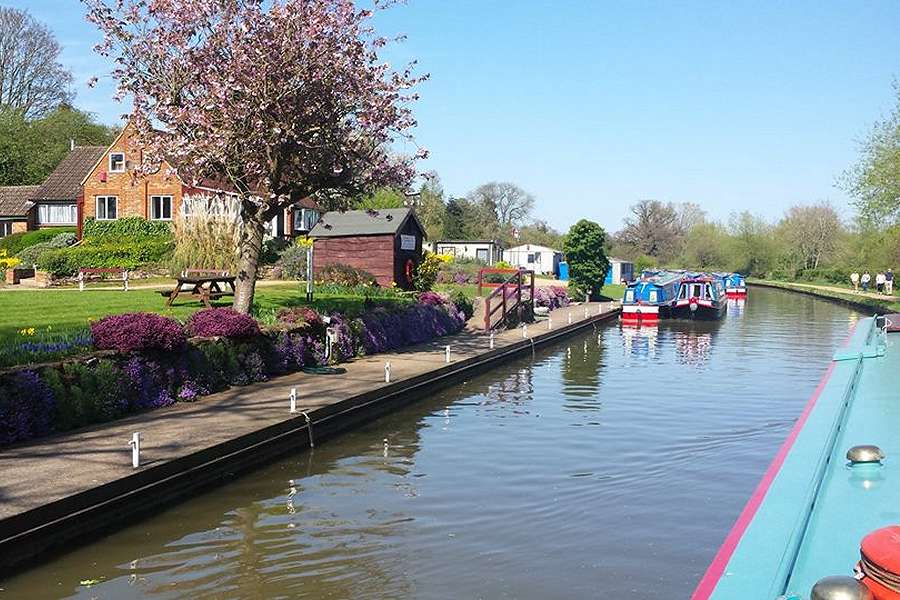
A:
[91,312,186,352]
[418,291,447,306]
[186,308,261,338]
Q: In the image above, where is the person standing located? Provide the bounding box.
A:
[851,271,860,292]
[886,269,894,295]
[861,271,871,292]
[876,271,886,293]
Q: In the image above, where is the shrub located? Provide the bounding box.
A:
[186,308,261,338]
[276,306,325,333]
[319,263,378,287]
[169,196,240,274]
[563,220,611,301]
[15,241,54,270]
[261,237,292,265]
[38,239,174,276]
[413,252,451,291]
[0,249,20,270]
[535,285,571,310]
[83,216,172,240]
[451,290,475,321]
[0,227,76,257]
[91,312,186,352]
[278,243,309,279]
[0,370,55,446]
[418,291,447,306]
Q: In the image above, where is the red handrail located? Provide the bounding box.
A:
[481,268,535,330]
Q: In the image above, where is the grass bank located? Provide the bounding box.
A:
[749,279,900,314]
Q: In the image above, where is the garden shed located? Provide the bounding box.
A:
[309,208,426,289]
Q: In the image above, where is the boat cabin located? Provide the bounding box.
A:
[622,271,682,322]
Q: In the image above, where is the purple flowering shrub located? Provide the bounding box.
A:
[186,308,261,338]
[356,303,466,355]
[418,291,447,306]
[91,312,186,352]
[0,370,55,446]
[535,286,571,310]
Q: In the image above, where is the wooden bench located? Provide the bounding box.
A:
[79,267,129,291]
[160,271,236,307]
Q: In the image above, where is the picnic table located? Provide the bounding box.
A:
[159,270,236,307]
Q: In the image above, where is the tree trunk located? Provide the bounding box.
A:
[233,216,267,314]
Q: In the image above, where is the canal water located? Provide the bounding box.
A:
[1,287,858,599]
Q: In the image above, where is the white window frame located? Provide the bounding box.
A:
[37,203,77,225]
[0,221,12,237]
[150,195,173,221]
[108,152,126,173]
[96,196,118,220]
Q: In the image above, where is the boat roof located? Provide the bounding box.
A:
[695,317,899,598]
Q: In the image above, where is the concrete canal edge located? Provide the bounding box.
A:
[748,280,892,314]
[0,307,620,576]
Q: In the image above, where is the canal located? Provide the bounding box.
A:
[0,287,858,599]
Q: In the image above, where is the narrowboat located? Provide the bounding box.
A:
[723,273,747,298]
[621,271,682,323]
[671,274,727,320]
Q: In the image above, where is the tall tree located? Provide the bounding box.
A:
[727,211,776,275]
[414,172,446,240]
[618,199,683,260]
[517,219,563,249]
[355,187,406,210]
[776,202,843,271]
[563,219,610,301]
[841,82,900,227]
[0,7,73,119]
[467,181,534,235]
[86,0,427,313]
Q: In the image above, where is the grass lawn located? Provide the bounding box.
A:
[0,282,410,342]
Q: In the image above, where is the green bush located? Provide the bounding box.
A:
[319,263,378,287]
[15,241,53,269]
[38,239,174,276]
[261,237,291,265]
[0,227,76,256]
[563,220,611,301]
[278,243,309,279]
[83,217,172,241]
[451,290,474,320]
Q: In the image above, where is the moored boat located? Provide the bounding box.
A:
[621,271,682,323]
[723,273,747,298]
[671,274,727,320]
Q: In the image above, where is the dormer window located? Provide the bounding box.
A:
[109,152,126,173]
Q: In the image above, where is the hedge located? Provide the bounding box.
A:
[37,239,174,276]
[0,228,76,257]
[83,217,173,241]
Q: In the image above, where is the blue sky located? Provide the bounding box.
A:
[10,0,900,232]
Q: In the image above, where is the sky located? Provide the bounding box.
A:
[9,0,900,233]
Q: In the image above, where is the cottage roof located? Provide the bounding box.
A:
[34,146,106,202]
[506,243,560,253]
[310,208,423,238]
[436,239,505,247]
[0,186,39,218]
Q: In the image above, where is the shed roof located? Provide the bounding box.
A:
[34,146,106,202]
[506,243,560,253]
[0,186,39,218]
[435,239,504,247]
[310,208,423,238]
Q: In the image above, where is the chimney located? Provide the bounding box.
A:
[70,139,75,151]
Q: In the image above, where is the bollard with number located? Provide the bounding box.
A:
[290,387,298,413]
[129,432,141,468]
[385,362,391,383]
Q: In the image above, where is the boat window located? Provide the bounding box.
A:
[691,283,702,297]
[649,290,658,303]
[625,290,634,302]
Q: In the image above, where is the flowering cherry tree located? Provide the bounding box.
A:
[84,0,427,312]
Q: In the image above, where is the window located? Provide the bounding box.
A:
[293,208,320,232]
[96,196,118,220]
[150,195,172,220]
[0,222,12,237]
[527,253,535,263]
[109,152,125,173]
[476,248,489,263]
[649,290,658,303]
[37,203,76,225]
[625,290,635,302]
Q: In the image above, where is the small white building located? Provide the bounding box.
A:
[505,244,561,276]
[605,258,635,285]
[432,239,504,265]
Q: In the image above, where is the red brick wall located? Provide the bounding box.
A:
[314,235,396,287]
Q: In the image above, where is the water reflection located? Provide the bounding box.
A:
[621,322,659,358]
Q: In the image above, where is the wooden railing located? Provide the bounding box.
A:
[481,268,535,331]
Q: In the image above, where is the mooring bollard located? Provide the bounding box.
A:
[548,316,552,330]
[385,361,391,383]
[597,303,602,315]
[489,332,495,349]
[522,324,528,338]
[568,313,573,325]
[584,306,588,318]
[289,387,298,414]
[301,411,314,447]
[129,432,141,468]
[445,345,451,363]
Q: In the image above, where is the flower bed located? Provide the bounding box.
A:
[0,297,467,448]
[535,286,571,310]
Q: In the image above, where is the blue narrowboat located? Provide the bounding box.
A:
[672,273,728,320]
[723,272,747,298]
[621,271,682,322]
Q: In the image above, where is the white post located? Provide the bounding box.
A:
[489,332,495,349]
[584,306,588,318]
[522,324,528,338]
[78,271,84,292]
[597,303,601,315]
[384,361,391,383]
[568,313,573,325]
[305,244,314,301]
[445,345,451,363]
[290,387,297,413]
[129,432,141,468]
[123,270,129,292]
[548,316,552,330]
